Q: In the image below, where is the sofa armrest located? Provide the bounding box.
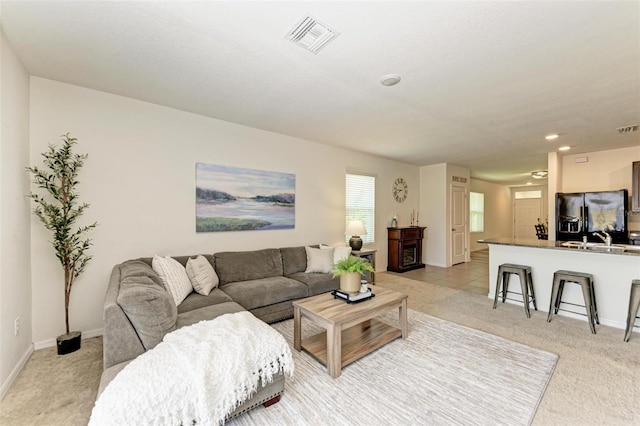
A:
[103,265,145,369]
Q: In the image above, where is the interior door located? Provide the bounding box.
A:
[451,185,466,265]
[514,198,542,239]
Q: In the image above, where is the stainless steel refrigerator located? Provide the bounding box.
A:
[555,189,629,244]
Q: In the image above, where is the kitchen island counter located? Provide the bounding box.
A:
[478,237,640,256]
[479,238,640,331]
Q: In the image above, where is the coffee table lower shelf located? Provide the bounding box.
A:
[300,318,401,368]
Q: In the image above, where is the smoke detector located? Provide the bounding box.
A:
[616,125,638,134]
[380,74,402,86]
[286,14,340,54]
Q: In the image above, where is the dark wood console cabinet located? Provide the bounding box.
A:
[387,227,426,273]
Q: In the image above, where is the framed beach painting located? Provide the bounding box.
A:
[196,163,295,232]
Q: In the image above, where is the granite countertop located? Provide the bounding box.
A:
[478,237,640,257]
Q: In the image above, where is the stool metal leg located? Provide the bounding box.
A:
[554,280,566,314]
[590,281,599,324]
[624,283,640,342]
[579,280,597,334]
[493,267,503,310]
[547,275,562,322]
[502,272,510,303]
[517,270,531,318]
[527,270,537,311]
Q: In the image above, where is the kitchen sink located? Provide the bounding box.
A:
[560,241,599,248]
[589,245,625,253]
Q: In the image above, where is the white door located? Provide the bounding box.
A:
[514,198,542,239]
[451,185,466,265]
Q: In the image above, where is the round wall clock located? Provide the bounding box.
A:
[393,178,408,203]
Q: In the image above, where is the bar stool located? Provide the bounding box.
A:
[493,263,537,318]
[547,270,599,334]
[623,279,640,342]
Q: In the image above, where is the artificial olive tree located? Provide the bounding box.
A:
[27,133,97,336]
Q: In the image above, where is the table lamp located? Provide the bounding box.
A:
[346,220,367,250]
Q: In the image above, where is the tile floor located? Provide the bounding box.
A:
[386,249,490,296]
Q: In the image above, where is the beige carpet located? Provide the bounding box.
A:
[231,309,557,425]
[1,273,639,425]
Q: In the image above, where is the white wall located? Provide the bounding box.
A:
[547,151,562,240]
[561,146,640,230]
[561,146,640,193]
[419,163,471,267]
[469,178,512,252]
[29,78,420,344]
[0,31,32,399]
[419,164,447,267]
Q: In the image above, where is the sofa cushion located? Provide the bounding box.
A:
[117,272,177,350]
[320,244,352,265]
[280,246,308,276]
[177,288,233,314]
[214,249,283,285]
[288,272,340,296]
[219,276,308,310]
[186,255,219,295]
[152,255,193,305]
[119,259,164,284]
[305,246,334,273]
[176,301,246,329]
[249,301,296,324]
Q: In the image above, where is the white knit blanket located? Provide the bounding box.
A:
[89,311,294,426]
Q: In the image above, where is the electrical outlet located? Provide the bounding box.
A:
[14,317,20,336]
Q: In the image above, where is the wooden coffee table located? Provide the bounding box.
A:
[293,287,408,378]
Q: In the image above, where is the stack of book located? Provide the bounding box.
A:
[331,288,375,304]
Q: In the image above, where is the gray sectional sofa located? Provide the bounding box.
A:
[99,245,339,420]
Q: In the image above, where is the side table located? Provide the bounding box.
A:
[351,248,376,284]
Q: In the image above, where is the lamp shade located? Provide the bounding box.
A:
[346,220,367,236]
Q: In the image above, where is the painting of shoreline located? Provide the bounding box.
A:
[196,163,295,232]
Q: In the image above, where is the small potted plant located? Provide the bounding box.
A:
[332,256,375,293]
[27,133,97,355]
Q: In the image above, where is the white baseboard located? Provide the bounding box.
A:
[33,327,103,350]
[0,343,34,401]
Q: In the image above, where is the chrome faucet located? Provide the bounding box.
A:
[593,231,612,246]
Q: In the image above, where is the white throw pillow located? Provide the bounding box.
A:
[321,244,352,264]
[305,246,334,273]
[152,255,193,306]
[186,255,219,296]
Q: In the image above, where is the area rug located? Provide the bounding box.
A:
[229,309,558,426]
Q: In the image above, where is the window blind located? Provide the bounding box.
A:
[470,191,484,233]
[345,173,375,244]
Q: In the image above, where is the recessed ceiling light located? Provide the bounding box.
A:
[545,134,559,140]
[531,170,548,179]
[380,74,401,86]
[558,146,571,151]
[526,182,533,186]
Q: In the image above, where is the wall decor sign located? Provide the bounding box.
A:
[196,163,295,232]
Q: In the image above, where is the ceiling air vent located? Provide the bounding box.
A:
[616,125,638,134]
[285,14,340,54]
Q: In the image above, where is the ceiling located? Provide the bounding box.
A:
[2,1,639,185]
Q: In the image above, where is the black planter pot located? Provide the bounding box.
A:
[57,331,81,355]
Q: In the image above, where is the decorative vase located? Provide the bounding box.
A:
[57,331,81,355]
[340,272,361,294]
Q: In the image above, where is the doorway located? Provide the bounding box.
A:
[514,198,542,239]
[451,184,467,265]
